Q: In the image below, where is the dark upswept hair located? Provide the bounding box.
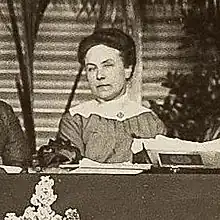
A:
[77,28,136,72]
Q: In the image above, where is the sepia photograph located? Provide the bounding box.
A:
[0,0,220,219]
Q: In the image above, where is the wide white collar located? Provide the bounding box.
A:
[69,94,151,121]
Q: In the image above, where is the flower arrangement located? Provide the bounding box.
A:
[4,176,80,220]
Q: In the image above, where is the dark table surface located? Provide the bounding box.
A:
[1,173,220,220]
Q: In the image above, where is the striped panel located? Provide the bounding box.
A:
[142,2,186,107]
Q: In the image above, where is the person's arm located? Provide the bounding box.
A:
[1,103,30,167]
[57,112,85,156]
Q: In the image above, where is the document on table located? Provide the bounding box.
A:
[131,135,220,168]
[59,158,152,174]
[0,165,22,173]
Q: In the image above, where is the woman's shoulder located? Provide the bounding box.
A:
[135,105,162,121]
[0,100,12,108]
[59,101,97,128]
[0,100,17,127]
[0,100,14,114]
[69,100,97,117]
[129,108,159,122]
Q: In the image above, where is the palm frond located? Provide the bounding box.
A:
[76,0,96,20]
[6,0,37,154]
[34,0,51,37]
[1,0,53,155]
[95,0,108,28]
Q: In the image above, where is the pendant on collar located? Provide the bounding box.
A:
[116,112,124,119]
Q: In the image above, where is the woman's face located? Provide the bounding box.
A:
[85,44,132,102]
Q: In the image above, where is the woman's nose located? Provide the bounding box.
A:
[96,68,105,80]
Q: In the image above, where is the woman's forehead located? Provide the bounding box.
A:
[85,44,120,64]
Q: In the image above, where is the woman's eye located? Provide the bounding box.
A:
[103,63,114,68]
[86,67,96,72]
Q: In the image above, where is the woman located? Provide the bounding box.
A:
[56,28,166,163]
[0,100,30,167]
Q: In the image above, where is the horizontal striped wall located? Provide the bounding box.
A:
[0,2,188,148]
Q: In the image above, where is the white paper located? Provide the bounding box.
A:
[69,168,143,174]
[79,158,151,170]
[59,158,151,174]
[132,135,220,168]
[0,165,22,173]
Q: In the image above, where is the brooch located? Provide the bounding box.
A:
[116,112,124,119]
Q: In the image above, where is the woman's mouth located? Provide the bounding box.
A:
[96,84,110,90]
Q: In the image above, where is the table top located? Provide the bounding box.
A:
[1,173,220,220]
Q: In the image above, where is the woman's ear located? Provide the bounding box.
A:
[125,65,133,79]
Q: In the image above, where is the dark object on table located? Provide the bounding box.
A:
[133,149,152,164]
[0,167,6,173]
[37,138,82,167]
[131,133,152,164]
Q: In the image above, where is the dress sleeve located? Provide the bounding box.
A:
[152,112,167,135]
[57,112,85,156]
[2,103,30,167]
[138,111,167,137]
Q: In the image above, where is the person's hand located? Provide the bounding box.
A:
[37,138,82,168]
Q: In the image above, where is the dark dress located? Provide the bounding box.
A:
[57,97,166,163]
[0,100,30,166]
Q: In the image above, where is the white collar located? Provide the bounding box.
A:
[69,93,152,121]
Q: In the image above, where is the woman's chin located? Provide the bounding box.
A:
[96,94,122,102]
[95,92,113,101]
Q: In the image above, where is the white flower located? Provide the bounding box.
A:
[52,214,63,220]
[23,207,37,220]
[4,213,20,220]
[4,176,80,220]
[31,176,57,207]
[36,206,55,220]
[65,208,80,220]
